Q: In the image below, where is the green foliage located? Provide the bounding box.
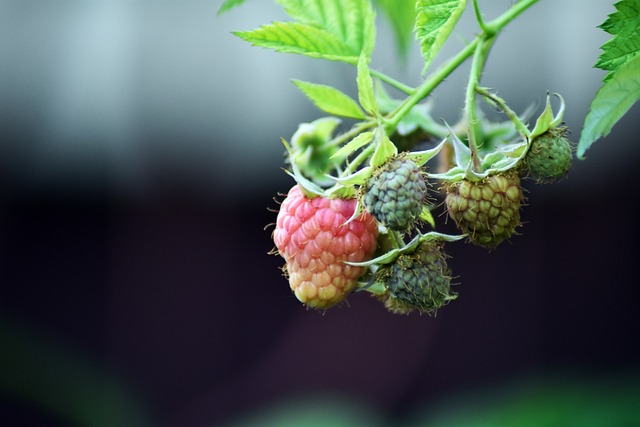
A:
[415,0,467,73]
[234,0,375,64]
[579,54,640,158]
[332,131,374,159]
[596,0,640,77]
[579,0,640,158]
[357,54,378,116]
[292,80,366,119]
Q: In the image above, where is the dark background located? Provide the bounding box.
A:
[1,1,639,426]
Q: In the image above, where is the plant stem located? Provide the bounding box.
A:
[485,0,539,35]
[384,0,539,134]
[345,144,374,175]
[475,86,531,140]
[370,69,415,95]
[465,35,495,173]
[331,120,377,147]
[472,0,490,34]
[386,40,477,132]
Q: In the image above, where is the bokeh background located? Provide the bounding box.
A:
[1,1,639,426]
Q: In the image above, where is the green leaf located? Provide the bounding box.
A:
[404,138,446,166]
[357,54,378,116]
[579,1,640,159]
[370,128,398,168]
[281,139,326,197]
[217,0,248,15]
[292,79,366,119]
[331,166,373,186]
[419,231,466,243]
[578,53,640,158]
[596,0,640,79]
[415,0,467,73]
[235,0,375,63]
[373,0,417,57]
[234,22,358,63]
[348,231,465,267]
[332,131,374,159]
[279,0,376,56]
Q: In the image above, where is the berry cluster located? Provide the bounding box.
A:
[221,0,620,317]
[271,106,574,313]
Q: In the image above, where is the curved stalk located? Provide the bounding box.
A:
[370,69,415,95]
[465,35,496,173]
[386,39,478,131]
[330,120,377,147]
[475,86,531,140]
[472,0,490,35]
[485,0,539,35]
[344,144,374,175]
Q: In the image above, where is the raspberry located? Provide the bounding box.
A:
[363,156,428,231]
[445,171,523,247]
[525,128,572,182]
[273,185,379,309]
[377,241,455,315]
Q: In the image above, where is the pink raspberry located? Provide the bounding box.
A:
[273,185,379,309]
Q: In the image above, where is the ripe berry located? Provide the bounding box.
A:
[445,171,523,247]
[273,185,378,309]
[363,156,428,231]
[525,128,572,182]
[377,241,455,315]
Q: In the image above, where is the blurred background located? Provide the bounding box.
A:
[1,1,639,426]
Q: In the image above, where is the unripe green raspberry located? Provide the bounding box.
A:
[525,128,572,182]
[290,117,341,181]
[377,241,456,315]
[363,156,428,231]
[445,171,523,247]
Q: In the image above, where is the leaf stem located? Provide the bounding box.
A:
[386,40,478,132]
[345,144,374,175]
[484,0,539,35]
[475,86,531,140]
[465,35,495,172]
[370,69,415,95]
[330,121,377,147]
[472,0,490,35]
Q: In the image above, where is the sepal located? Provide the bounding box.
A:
[370,128,398,168]
[346,231,465,267]
[404,137,447,167]
[281,138,326,198]
[530,93,565,140]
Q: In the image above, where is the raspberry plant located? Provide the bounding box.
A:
[220,0,640,314]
